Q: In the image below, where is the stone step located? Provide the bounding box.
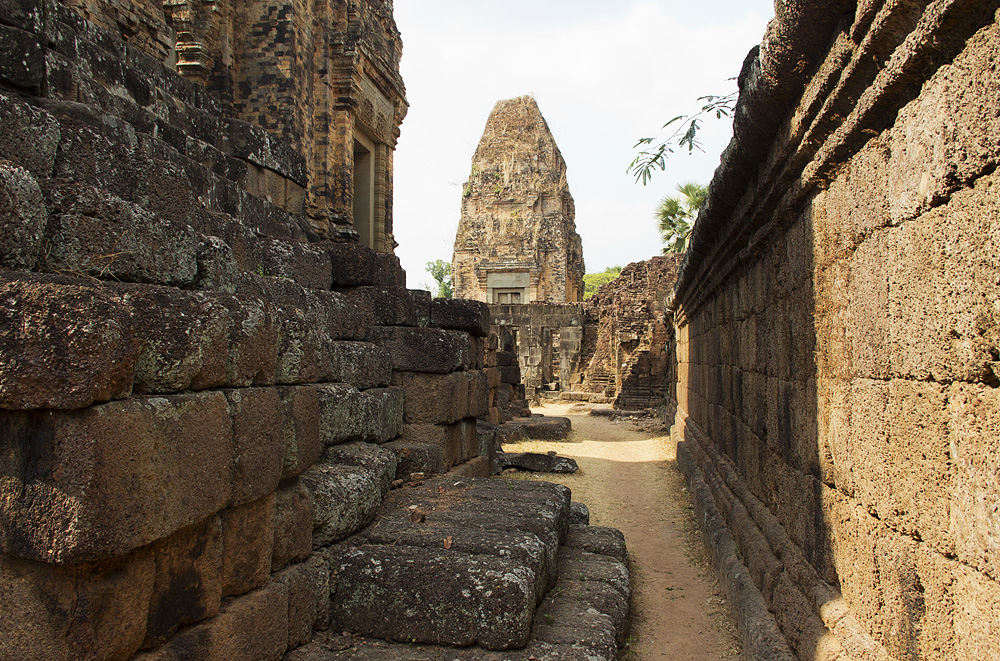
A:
[287,515,631,660]
[318,477,572,650]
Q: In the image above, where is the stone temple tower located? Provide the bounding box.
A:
[452,96,585,303]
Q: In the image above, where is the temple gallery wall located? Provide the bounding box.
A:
[0,0,998,660]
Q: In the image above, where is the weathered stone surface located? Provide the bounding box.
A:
[126,287,230,393]
[369,326,475,373]
[497,452,578,474]
[302,444,396,548]
[317,384,403,445]
[396,421,474,472]
[0,91,60,178]
[272,558,330,649]
[392,370,470,424]
[384,440,439,479]
[0,548,154,661]
[134,582,289,661]
[569,503,590,526]
[144,516,223,648]
[565,525,627,564]
[328,243,405,288]
[453,96,585,304]
[0,275,141,409]
[337,286,422,327]
[430,298,490,336]
[42,180,201,286]
[272,479,314,573]
[504,415,572,440]
[330,545,535,649]
[0,161,46,271]
[278,386,323,480]
[531,597,617,661]
[0,392,232,563]
[226,388,284,506]
[219,494,274,598]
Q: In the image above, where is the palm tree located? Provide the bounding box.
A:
[656,183,707,253]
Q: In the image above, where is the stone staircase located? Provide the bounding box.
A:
[289,476,631,660]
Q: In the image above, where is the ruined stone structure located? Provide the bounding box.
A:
[578,255,683,409]
[669,2,1000,659]
[0,1,630,659]
[54,0,407,247]
[491,303,585,402]
[452,96,585,304]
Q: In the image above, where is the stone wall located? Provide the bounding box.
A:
[453,96,585,304]
[578,255,682,409]
[0,2,494,658]
[490,303,585,403]
[669,2,1000,660]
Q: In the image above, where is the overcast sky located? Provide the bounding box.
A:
[392,1,775,289]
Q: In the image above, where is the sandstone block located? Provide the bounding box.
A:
[302,446,393,548]
[219,293,280,387]
[338,286,421,327]
[383,440,440,479]
[43,180,201,286]
[135,582,289,661]
[953,564,1000,660]
[369,326,474,374]
[279,386,322,480]
[258,238,333,291]
[144,516,223,648]
[429,298,490,336]
[467,369,489,418]
[0,548,154,661]
[499,365,520,384]
[127,287,229,393]
[0,392,232,564]
[273,558,330,649]
[0,24,43,90]
[331,545,535,650]
[0,275,141,409]
[327,243,405,288]
[316,384,403,445]
[0,161,46,270]
[226,388,284,506]
[220,494,274,598]
[397,423,462,471]
[322,342,392,389]
[0,90,60,178]
[392,371,469,424]
[272,479,314,573]
[949,383,1000,579]
[322,441,399,495]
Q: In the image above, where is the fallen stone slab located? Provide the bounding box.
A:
[286,632,619,660]
[564,525,627,564]
[504,415,572,440]
[497,451,578,474]
[589,406,648,417]
[329,545,535,650]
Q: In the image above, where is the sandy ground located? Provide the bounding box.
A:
[503,401,740,661]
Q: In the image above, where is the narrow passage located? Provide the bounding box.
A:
[505,402,740,661]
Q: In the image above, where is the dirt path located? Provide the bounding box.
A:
[503,402,740,661]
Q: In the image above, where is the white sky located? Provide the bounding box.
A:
[392,0,775,289]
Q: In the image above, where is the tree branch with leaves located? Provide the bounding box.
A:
[627,92,737,186]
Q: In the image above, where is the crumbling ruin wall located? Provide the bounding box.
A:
[578,255,682,408]
[0,2,494,658]
[670,2,1000,660]
[490,303,584,403]
[452,96,585,304]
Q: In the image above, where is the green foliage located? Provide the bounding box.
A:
[583,266,622,300]
[627,91,737,185]
[425,259,453,299]
[657,182,707,253]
